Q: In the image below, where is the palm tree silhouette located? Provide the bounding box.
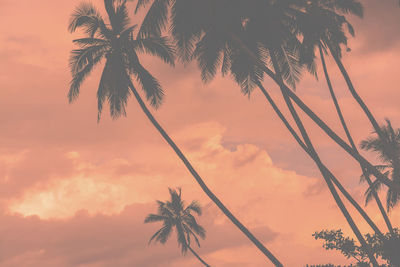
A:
[298,0,394,234]
[360,119,400,212]
[299,1,388,145]
[145,188,210,267]
[135,0,381,264]
[300,1,395,185]
[68,1,281,266]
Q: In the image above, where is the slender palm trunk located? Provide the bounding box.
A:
[326,43,384,138]
[269,51,379,266]
[319,44,394,234]
[127,80,284,266]
[228,32,400,193]
[257,81,384,237]
[187,246,210,267]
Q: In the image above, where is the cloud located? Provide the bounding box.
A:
[1,121,374,266]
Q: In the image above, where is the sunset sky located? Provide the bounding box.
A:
[0,0,400,266]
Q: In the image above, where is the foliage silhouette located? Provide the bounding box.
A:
[68,1,280,266]
[312,229,400,266]
[360,120,400,212]
[145,188,210,267]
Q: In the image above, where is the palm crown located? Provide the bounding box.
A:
[360,119,400,211]
[135,0,307,93]
[135,0,363,93]
[68,0,175,120]
[144,188,206,253]
[296,0,363,69]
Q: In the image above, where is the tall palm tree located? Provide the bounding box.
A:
[297,0,394,234]
[68,1,282,266]
[231,1,400,195]
[134,0,380,264]
[360,119,400,212]
[301,0,394,175]
[145,188,210,267]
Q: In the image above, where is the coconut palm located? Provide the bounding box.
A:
[135,0,380,264]
[297,1,387,145]
[68,1,282,266]
[145,188,210,266]
[360,119,400,212]
[297,0,394,234]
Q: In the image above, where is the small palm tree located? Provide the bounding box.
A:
[145,188,210,267]
[68,2,269,265]
[360,119,400,211]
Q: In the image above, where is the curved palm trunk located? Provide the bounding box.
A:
[269,52,379,266]
[127,81,284,266]
[187,246,210,267]
[257,81,383,237]
[319,44,394,234]
[228,32,400,194]
[326,43,384,138]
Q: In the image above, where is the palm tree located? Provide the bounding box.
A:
[360,119,400,212]
[135,0,380,264]
[68,1,282,266]
[298,0,394,234]
[145,188,210,266]
[300,1,392,170]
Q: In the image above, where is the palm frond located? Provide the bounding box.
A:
[156,223,173,244]
[137,0,170,38]
[148,225,167,244]
[193,31,225,83]
[168,188,185,214]
[300,42,319,80]
[232,53,264,96]
[134,64,164,108]
[98,57,131,119]
[364,179,383,206]
[325,0,364,18]
[126,49,164,108]
[175,221,189,253]
[275,44,303,90]
[68,48,105,103]
[221,46,232,76]
[156,200,174,218]
[69,44,107,74]
[135,0,152,13]
[132,36,175,66]
[183,223,201,247]
[97,61,110,121]
[185,201,202,216]
[114,1,131,34]
[183,214,206,239]
[386,186,400,212]
[73,38,108,47]
[68,2,104,37]
[144,214,168,223]
[171,0,204,61]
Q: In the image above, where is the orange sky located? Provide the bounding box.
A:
[0,0,400,266]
